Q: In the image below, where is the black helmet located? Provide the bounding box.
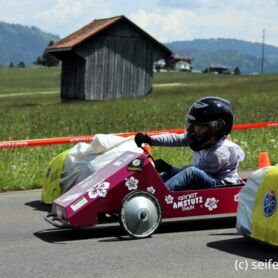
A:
[186,97,234,151]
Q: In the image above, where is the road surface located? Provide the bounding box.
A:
[0,189,277,278]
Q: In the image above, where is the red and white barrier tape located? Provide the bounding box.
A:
[1,121,278,149]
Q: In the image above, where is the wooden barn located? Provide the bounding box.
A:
[47,15,172,101]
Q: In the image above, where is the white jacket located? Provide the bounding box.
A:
[151,132,245,184]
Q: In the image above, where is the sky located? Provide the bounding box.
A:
[0,0,278,46]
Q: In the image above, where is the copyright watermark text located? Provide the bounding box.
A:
[235,259,278,271]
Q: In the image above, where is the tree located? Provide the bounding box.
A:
[33,41,60,67]
[33,56,44,66]
[9,62,14,68]
[42,41,60,67]
[234,67,241,75]
[18,61,26,68]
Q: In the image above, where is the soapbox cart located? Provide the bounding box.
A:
[45,150,244,238]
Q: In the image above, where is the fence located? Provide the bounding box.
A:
[1,122,278,150]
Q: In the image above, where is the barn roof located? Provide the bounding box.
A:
[47,15,171,55]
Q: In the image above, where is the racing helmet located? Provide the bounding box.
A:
[186,96,234,151]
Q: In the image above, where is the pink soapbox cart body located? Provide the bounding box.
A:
[45,151,244,238]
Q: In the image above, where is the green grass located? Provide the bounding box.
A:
[1,68,278,192]
[0,67,60,94]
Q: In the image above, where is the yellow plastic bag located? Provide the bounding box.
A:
[41,149,70,204]
[251,166,278,246]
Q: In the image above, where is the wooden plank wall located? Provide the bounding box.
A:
[74,21,166,100]
[61,53,85,100]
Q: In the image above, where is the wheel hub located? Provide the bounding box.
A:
[120,191,161,238]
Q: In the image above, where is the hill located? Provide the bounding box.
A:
[0,21,59,67]
[1,21,278,74]
[166,38,278,74]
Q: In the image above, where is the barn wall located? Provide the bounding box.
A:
[60,53,85,100]
[75,22,167,100]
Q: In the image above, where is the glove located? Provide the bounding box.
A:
[134,133,152,147]
[154,159,172,173]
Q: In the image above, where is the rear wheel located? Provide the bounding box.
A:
[120,191,161,239]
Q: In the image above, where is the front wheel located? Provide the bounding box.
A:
[119,191,161,239]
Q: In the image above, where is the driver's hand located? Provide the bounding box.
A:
[134,133,152,147]
[154,159,172,173]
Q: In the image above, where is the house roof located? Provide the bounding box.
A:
[172,54,192,62]
[47,15,171,55]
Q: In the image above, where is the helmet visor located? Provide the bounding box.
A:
[186,121,217,137]
[187,124,208,137]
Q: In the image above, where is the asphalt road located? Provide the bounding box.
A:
[1,189,277,278]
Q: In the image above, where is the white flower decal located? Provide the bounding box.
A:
[147,186,156,194]
[165,194,174,204]
[125,176,139,191]
[88,181,110,199]
[205,197,219,211]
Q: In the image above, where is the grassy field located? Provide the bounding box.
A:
[0,67,278,191]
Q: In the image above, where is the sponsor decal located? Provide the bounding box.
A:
[125,176,139,191]
[174,193,203,211]
[165,194,174,205]
[113,153,135,167]
[62,193,82,202]
[204,197,219,211]
[147,186,156,194]
[263,189,277,217]
[127,158,144,172]
[87,181,110,199]
[187,115,196,121]
[193,101,209,109]
[70,196,88,212]
[234,193,239,202]
[164,193,219,212]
